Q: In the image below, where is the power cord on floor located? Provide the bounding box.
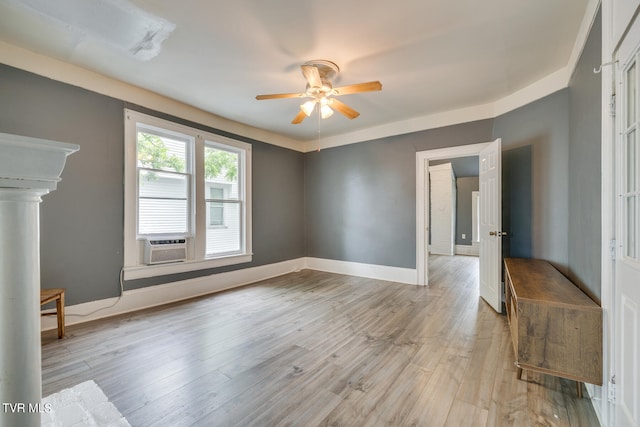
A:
[65,267,125,318]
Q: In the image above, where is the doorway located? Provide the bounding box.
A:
[416,139,503,312]
[428,157,480,257]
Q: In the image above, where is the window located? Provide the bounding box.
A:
[204,142,244,256]
[623,58,640,261]
[124,110,252,279]
[137,127,193,236]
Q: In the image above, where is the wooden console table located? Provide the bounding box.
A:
[504,258,602,397]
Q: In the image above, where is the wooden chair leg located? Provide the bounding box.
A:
[55,292,65,339]
[517,366,523,380]
[576,381,583,398]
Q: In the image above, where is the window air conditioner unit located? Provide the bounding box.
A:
[144,238,187,265]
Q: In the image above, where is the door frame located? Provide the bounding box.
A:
[601,2,640,426]
[416,141,492,286]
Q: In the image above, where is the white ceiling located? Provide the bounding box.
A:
[0,0,594,145]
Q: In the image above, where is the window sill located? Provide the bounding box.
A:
[123,253,253,280]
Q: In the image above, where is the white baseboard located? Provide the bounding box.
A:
[455,244,479,256]
[304,257,418,285]
[584,383,607,427]
[42,258,306,331]
[428,245,455,256]
[42,257,418,331]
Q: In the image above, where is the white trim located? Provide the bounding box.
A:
[0,132,79,191]
[417,142,491,286]
[124,109,253,276]
[304,257,418,285]
[308,103,497,152]
[455,244,480,257]
[306,70,567,152]
[0,0,597,156]
[599,1,615,426]
[427,162,454,173]
[492,68,569,118]
[584,383,605,426]
[472,191,480,243]
[41,257,418,331]
[43,258,306,331]
[123,253,253,280]
[567,0,603,81]
[0,41,303,153]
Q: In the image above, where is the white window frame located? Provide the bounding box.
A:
[124,109,252,280]
[202,139,249,258]
[621,53,640,263]
[136,123,194,238]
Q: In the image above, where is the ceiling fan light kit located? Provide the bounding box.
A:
[256,59,382,125]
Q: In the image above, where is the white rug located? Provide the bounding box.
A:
[41,380,130,427]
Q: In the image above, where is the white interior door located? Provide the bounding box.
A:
[429,163,456,256]
[479,138,502,313]
[615,23,640,427]
[423,159,430,286]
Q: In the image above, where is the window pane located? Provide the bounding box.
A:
[206,201,241,255]
[627,196,637,259]
[204,146,239,200]
[210,187,224,199]
[628,130,637,192]
[138,170,189,235]
[209,204,224,226]
[139,198,188,235]
[139,170,188,199]
[628,62,636,128]
[137,131,187,172]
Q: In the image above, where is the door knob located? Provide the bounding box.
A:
[489,231,508,237]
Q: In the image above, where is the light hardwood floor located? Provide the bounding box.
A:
[41,255,600,426]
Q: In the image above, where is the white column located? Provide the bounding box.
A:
[0,189,48,426]
[0,133,78,426]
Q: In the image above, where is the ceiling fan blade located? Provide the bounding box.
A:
[332,81,382,96]
[301,65,322,88]
[291,109,307,124]
[256,92,306,100]
[330,98,360,120]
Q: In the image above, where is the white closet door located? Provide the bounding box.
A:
[429,163,455,256]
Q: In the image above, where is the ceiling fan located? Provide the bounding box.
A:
[256,60,382,124]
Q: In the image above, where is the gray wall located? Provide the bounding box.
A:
[501,144,533,259]
[304,120,494,268]
[0,64,125,304]
[456,177,479,246]
[0,64,305,304]
[1,9,602,303]
[568,9,602,302]
[492,90,571,272]
[305,87,571,273]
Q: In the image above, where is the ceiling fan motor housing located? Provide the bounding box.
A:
[302,60,340,80]
[303,60,340,98]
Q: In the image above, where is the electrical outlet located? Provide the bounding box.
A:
[461,234,466,239]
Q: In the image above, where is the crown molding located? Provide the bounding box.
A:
[567,0,602,81]
[0,41,304,152]
[305,67,569,153]
[1,0,599,155]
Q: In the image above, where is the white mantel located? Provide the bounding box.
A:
[0,132,79,426]
[0,132,79,190]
